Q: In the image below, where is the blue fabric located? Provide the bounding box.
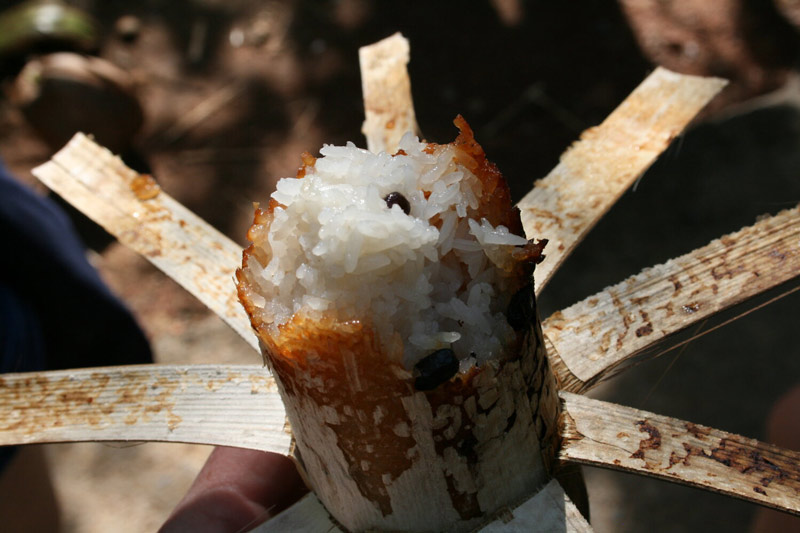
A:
[0,283,46,374]
[0,159,152,370]
[0,158,152,472]
[0,283,46,472]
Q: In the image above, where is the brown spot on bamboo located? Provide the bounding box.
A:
[58,390,95,406]
[631,420,662,461]
[685,422,710,440]
[769,249,786,261]
[668,451,682,468]
[130,173,161,200]
[669,275,683,294]
[657,301,675,318]
[611,290,633,349]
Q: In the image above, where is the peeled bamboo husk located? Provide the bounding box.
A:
[235,299,558,532]
[545,204,800,393]
[559,392,800,515]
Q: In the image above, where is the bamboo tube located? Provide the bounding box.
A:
[237,276,559,532]
[235,128,561,531]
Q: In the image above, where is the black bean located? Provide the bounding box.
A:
[456,434,478,462]
[383,191,411,215]
[504,411,517,433]
[506,284,535,330]
[413,348,459,391]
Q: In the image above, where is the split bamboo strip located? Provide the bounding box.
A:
[518,68,727,294]
[359,32,419,154]
[559,392,800,515]
[544,205,800,393]
[255,479,592,533]
[0,364,290,453]
[31,134,259,352]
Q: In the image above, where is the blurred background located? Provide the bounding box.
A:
[0,0,799,531]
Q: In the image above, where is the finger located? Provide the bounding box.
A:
[160,446,307,533]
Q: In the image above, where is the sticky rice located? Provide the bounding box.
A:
[240,116,542,372]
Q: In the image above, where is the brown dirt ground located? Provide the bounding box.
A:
[2,0,800,531]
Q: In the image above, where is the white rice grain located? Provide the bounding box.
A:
[250,134,527,369]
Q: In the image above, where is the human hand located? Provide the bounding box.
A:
[160,446,307,532]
